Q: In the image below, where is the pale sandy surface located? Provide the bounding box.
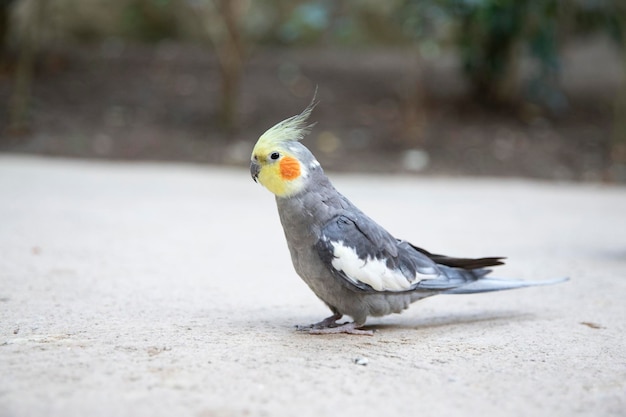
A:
[1,155,625,417]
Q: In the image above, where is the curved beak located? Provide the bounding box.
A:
[250,160,261,183]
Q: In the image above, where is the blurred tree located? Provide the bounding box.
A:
[179,0,247,133]
[266,0,405,45]
[610,4,626,181]
[459,0,559,106]
[9,0,46,135]
[213,0,245,133]
[398,0,623,110]
[122,0,178,41]
[0,0,16,67]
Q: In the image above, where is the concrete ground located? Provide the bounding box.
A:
[1,155,625,417]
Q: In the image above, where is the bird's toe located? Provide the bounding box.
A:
[308,321,374,336]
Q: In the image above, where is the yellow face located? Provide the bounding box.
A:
[250,99,316,197]
[250,144,306,198]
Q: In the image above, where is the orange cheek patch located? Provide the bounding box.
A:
[279,156,301,180]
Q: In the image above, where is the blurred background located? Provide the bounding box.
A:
[0,0,624,181]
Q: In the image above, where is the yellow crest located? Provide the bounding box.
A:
[252,95,317,156]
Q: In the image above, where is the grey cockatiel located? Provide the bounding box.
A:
[250,99,568,335]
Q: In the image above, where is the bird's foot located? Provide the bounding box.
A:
[295,313,373,335]
[308,321,373,336]
[295,313,343,331]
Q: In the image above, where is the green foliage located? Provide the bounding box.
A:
[0,1,15,57]
[573,0,624,42]
[122,0,178,41]
[398,0,624,109]
[250,0,405,45]
[5,0,623,112]
[277,1,330,43]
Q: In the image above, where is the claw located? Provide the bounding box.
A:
[296,312,343,331]
[308,321,374,336]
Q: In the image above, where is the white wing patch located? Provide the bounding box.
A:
[330,241,436,292]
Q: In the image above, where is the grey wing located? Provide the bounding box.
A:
[315,214,443,292]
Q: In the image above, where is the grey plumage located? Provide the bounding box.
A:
[251,104,568,335]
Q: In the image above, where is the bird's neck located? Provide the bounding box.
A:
[275,174,342,247]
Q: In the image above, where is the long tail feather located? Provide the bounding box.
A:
[442,277,569,295]
[408,243,506,269]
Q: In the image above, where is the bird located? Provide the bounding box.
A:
[249,97,568,335]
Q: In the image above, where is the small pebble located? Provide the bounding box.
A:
[354,356,369,366]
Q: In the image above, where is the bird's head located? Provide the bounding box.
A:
[250,99,321,198]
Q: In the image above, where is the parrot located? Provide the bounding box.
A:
[249,98,568,335]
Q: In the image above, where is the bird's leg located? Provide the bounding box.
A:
[295,312,343,331]
[309,321,374,336]
[312,313,344,329]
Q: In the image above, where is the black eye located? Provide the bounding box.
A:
[270,152,280,160]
